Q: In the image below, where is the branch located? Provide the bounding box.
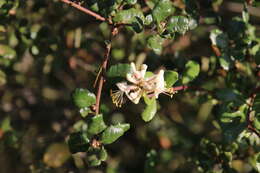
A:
[59,0,106,22]
[95,27,118,115]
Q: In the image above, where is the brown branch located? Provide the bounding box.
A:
[246,92,260,138]
[95,27,118,115]
[59,0,106,22]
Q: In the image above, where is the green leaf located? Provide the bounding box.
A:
[101,123,130,144]
[145,14,153,25]
[107,63,131,78]
[87,114,107,136]
[79,107,91,118]
[249,153,260,172]
[164,70,178,88]
[142,97,157,122]
[152,0,174,24]
[145,71,154,78]
[126,0,137,5]
[219,52,232,71]
[167,16,190,35]
[113,8,145,24]
[99,146,108,161]
[210,29,229,50]
[242,4,249,23]
[131,17,144,33]
[182,60,200,84]
[87,154,101,166]
[72,88,96,108]
[86,146,108,166]
[0,44,16,67]
[68,132,90,154]
[220,104,247,123]
[147,35,164,54]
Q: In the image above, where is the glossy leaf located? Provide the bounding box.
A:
[101,123,130,144]
[219,52,232,70]
[147,35,164,54]
[164,70,178,88]
[72,88,96,108]
[126,0,137,5]
[167,16,190,35]
[68,132,90,154]
[107,63,131,78]
[87,114,107,135]
[142,97,157,122]
[210,29,229,50]
[182,60,200,84]
[113,8,144,24]
[152,0,174,24]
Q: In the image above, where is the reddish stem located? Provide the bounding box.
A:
[95,27,118,115]
[59,0,106,22]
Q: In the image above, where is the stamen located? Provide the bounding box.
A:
[110,90,125,107]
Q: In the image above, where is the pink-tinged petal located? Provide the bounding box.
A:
[116,82,129,91]
[126,88,142,104]
[140,64,148,78]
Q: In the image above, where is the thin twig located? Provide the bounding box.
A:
[59,0,106,22]
[95,42,111,115]
[95,27,118,115]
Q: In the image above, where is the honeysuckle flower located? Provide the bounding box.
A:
[144,70,176,99]
[111,82,143,107]
[117,82,143,104]
[126,62,147,84]
[111,62,176,107]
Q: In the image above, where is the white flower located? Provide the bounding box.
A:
[117,82,143,104]
[126,62,147,84]
[111,63,176,107]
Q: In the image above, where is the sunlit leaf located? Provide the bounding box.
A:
[182,60,200,84]
[152,0,174,25]
[164,70,178,88]
[113,8,144,24]
[167,16,190,35]
[142,97,157,122]
[101,123,130,144]
[72,88,96,108]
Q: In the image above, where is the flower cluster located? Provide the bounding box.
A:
[111,63,176,107]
